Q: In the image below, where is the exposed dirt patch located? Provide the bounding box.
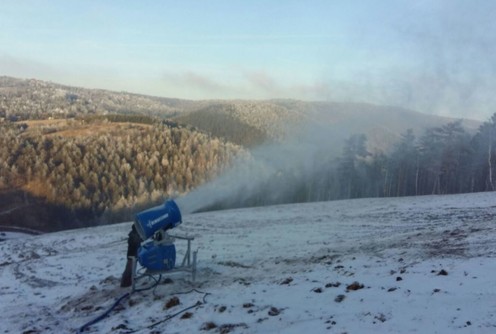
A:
[22,119,151,138]
[426,228,469,258]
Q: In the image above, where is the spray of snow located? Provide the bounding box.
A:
[176,118,339,214]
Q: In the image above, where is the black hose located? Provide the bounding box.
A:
[77,291,131,333]
[132,273,162,293]
[76,280,208,333]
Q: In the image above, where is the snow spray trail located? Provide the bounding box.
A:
[175,118,342,214]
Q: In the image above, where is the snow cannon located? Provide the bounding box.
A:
[133,200,182,271]
[134,200,182,240]
[131,200,197,286]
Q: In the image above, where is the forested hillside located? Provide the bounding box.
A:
[0,117,243,231]
[174,105,269,147]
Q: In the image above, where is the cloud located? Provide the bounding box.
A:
[0,54,62,79]
[242,70,337,101]
[0,53,161,99]
[290,81,333,101]
[161,68,335,101]
[180,71,226,93]
[244,70,279,93]
[161,70,236,99]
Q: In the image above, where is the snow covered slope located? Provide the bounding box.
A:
[1,192,496,333]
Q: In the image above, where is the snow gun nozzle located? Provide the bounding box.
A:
[134,199,182,240]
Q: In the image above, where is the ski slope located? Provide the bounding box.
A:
[1,192,496,333]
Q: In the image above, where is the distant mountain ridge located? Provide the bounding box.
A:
[0,76,481,152]
[175,99,481,153]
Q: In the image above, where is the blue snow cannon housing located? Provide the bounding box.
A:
[137,242,176,271]
[133,200,182,240]
[134,200,182,272]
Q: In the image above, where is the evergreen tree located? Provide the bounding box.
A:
[338,134,369,198]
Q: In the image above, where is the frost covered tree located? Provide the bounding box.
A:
[338,134,369,198]
[471,113,496,191]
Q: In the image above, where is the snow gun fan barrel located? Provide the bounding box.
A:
[134,200,182,240]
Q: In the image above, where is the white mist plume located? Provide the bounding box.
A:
[175,119,337,215]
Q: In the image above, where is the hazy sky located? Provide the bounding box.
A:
[1,0,495,121]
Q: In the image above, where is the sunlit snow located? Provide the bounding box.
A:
[1,192,496,333]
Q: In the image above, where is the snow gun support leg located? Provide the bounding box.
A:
[175,234,198,282]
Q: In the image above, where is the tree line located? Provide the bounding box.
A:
[0,119,242,231]
[204,113,496,210]
[331,114,496,199]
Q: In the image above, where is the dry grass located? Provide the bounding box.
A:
[53,122,151,138]
[20,119,151,138]
[23,119,68,127]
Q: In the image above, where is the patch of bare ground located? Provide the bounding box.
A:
[52,122,151,138]
[22,119,68,128]
[20,119,151,138]
[426,228,469,258]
